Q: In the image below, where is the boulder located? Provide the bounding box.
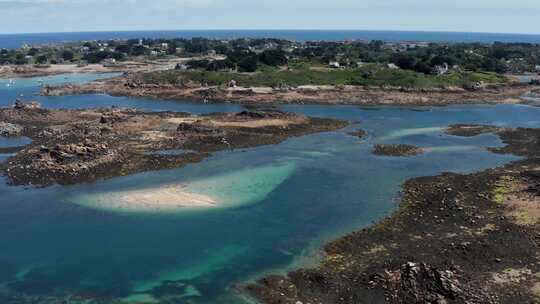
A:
[0,122,23,137]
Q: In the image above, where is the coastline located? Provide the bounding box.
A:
[246,125,540,303]
[41,75,540,106]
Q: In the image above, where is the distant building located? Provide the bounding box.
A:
[175,64,188,70]
[329,61,341,69]
[433,63,449,75]
[387,63,399,69]
[536,65,540,73]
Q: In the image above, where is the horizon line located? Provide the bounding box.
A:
[1,28,540,37]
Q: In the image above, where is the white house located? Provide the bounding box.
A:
[387,63,399,69]
[535,65,540,73]
[329,61,341,69]
[434,63,449,75]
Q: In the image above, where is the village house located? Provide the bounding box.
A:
[433,63,449,75]
[387,63,399,69]
[329,61,341,69]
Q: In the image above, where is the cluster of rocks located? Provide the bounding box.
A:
[373,144,424,156]
[235,109,288,119]
[373,262,463,303]
[0,122,23,137]
[38,140,108,164]
[13,99,41,110]
[176,122,221,134]
[348,129,368,139]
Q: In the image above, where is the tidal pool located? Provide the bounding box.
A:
[1,75,540,303]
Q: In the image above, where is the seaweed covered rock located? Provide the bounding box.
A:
[376,262,462,303]
[176,123,220,134]
[373,144,423,156]
[235,109,287,119]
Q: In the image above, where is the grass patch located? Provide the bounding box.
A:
[141,65,508,89]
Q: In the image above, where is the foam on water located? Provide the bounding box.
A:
[380,126,445,140]
[423,145,484,153]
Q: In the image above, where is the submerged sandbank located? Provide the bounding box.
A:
[68,162,297,213]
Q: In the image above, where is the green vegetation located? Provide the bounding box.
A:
[142,65,507,88]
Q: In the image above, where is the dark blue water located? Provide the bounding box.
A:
[2,30,540,49]
[1,74,540,303]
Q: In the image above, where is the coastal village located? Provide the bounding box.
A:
[2,38,540,81]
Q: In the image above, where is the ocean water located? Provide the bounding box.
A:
[2,30,540,49]
[1,75,540,303]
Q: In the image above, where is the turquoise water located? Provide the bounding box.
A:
[1,75,540,303]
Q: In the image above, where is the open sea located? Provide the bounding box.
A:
[1,30,540,49]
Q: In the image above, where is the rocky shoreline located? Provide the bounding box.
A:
[247,125,540,303]
[40,74,540,106]
[0,101,347,187]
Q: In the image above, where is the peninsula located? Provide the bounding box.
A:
[2,37,539,105]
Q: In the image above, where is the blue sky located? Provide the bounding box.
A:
[0,0,538,34]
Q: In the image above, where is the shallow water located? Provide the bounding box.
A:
[1,75,539,303]
[0,136,31,148]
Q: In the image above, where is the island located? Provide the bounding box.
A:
[0,100,347,187]
[1,37,539,105]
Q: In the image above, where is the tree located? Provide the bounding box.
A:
[238,56,258,72]
[115,44,131,54]
[392,53,416,70]
[414,61,432,74]
[61,50,74,61]
[14,53,28,65]
[167,42,178,55]
[36,55,48,64]
[259,49,288,66]
[130,45,147,56]
[27,48,39,56]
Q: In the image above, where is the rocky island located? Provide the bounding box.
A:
[0,100,347,188]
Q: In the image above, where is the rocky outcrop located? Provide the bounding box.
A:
[0,122,23,137]
[373,144,424,156]
[13,99,41,110]
[374,262,462,303]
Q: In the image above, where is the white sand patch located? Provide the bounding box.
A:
[73,183,216,212]
[209,117,305,128]
[117,184,217,207]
